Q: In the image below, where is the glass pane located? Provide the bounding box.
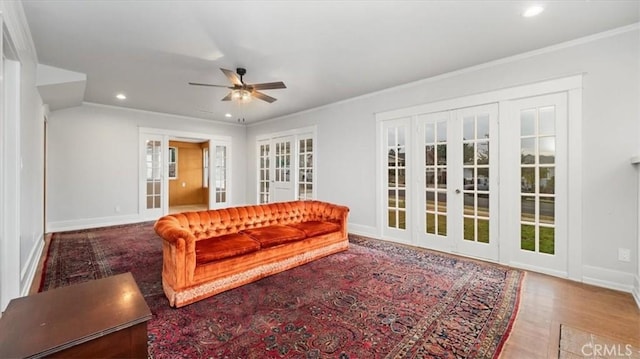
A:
[521,109,536,136]
[540,197,555,225]
[437,192,447,212]
[437,168,447,189]
[425,169,435,189]
[425,145,435,166]
[388,168,396,185]
[521,224,535,251]
[521,196,535,222]
[154,182,160,194]
[424,123,435,144]
[463,143,474,165]
[478,193,489,216]
[463,193,475,215]
[437,144,447,165]
[306,139,313,151]
[539,137,555,164]
[539,167,555,194]
[300,169,306,182]
[388,210,396,228]
[464,217,475,241]
[437,214,447,236]
[398,169,405,186]
[477,115,489,139]
[299,139,305,151]
[477,168,489,191]
[388,190,396,207]
[463,117,474,140]
[539,106,555,135]
[146,196,153,209]
[540,226,555,254]
[397,148,406,167]
[154,195,161,208]
[398,190,406,209]
[463,168,474,190]
[387,128,395,146]
[477,219,489,243]
[521,167,535,193]
[477,141,489,165]
[397,127,406,146]
[437,121,447,142]
[426,191,435,211]
[146,182,153,194]
[426,213,435,234]
[388,149,397,167]
[521,138,535,164]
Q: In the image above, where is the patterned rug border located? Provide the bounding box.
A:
[349,234,525,358]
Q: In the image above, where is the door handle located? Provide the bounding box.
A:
[455,189,461,194]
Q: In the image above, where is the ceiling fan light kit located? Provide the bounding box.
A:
[189,67,286,104]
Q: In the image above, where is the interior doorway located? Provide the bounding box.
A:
[167,138,209,214]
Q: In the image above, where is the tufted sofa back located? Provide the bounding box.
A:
[155,200,349,241]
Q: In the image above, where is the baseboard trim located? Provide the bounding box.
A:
[582,265,635,293]
[348,223,378,238]
[20,236,44,296]
[632,275,640,309]
[47,214,145,233]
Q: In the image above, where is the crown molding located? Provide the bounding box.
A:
[250,22,639,127]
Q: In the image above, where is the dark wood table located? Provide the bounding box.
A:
[0,272,152,358]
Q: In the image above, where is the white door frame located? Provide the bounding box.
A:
[376,75,583,279]
[139,127,232,218]
[0,17,23,310]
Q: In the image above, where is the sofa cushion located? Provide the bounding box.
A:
[241,225,307,248]
[195,233,261,265]
[288,221,341,237]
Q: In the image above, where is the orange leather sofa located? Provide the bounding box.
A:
[154,200,349,307]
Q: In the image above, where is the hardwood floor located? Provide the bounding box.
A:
[501,272,640,358]
[28,234,639,358]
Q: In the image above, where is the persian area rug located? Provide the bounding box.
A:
[40,223,523,358]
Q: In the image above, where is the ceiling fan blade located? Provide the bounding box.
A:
[252,91,277,103]
[189,82,230,88]
[251,81,287,90]
[221,92,233,101]
[220,68,243,86]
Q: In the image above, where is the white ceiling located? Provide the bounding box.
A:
[22,1,640,124]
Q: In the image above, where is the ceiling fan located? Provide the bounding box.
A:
[189,68,286,103]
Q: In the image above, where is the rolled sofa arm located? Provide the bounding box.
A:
[154,216,197,289]
[331,204,350,238]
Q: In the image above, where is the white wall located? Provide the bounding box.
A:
[46,104,247,231]
[247,26,640,289]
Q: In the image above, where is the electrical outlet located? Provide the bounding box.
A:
[617,248,631,262]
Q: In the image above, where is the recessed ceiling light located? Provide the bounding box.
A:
[225,113,232,118]
[522,5,544,18]
[116,93,127,100]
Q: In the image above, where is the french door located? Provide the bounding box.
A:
[378,77,578,277]
[504,93,567,273]
[257,130,316,204]
[272,136,295,202]
[140,134,165,219]
[414,104,499,261]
